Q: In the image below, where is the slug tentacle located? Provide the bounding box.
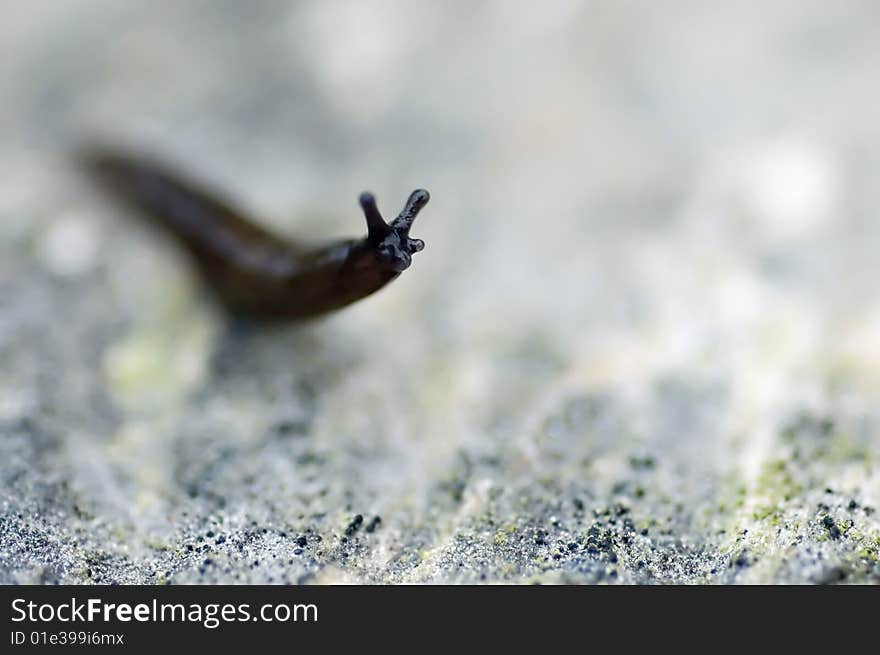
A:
[81,146,431,320]
[359,192,388,243]
[391,189,430,234]
[358,187,430,273]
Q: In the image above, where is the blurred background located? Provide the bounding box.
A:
[1,1,879,583]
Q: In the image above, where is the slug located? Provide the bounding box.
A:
[81,148,430,319]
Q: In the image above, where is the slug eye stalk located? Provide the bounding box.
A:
[391,189,430,234]
[359,189,430,271]
[359,189,430,239]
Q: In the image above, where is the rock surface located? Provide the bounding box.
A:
[1,1,879,584]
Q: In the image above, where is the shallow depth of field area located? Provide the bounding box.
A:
[1,1,879,583]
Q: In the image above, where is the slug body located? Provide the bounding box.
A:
[83,149,429,319]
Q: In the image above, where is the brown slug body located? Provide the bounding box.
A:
[82,148,430,319]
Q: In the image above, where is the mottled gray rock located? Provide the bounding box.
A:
[1,1,879,584]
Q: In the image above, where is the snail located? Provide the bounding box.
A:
[81,148,430,319]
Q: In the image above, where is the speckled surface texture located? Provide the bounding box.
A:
[1,1,879,584]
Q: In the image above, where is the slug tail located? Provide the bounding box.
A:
[79,146,290,261]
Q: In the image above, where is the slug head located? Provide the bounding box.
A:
[359,189,429,272]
